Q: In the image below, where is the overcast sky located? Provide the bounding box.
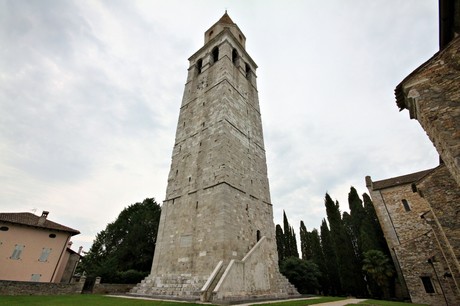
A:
[1,0,440,253]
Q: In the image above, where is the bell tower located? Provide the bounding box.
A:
[131,12,299,302]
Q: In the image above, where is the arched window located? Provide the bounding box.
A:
[196,58,203,74]
[232,48,239,65]
[211,46,219,64]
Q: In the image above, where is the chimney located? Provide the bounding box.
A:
[78,246,83,255]
[38,211,49,226]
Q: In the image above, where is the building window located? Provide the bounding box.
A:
[256,230,261,242]
[211,46,219,64]
[411,183,417,193]
[11,244,24,260]
[49,233,56,238]
[421,276,435,293]
[39,248,52,262]
[0,226,9,231]
[232,48,239,65]
[245,63,252,80]
[31,274,41,282]
[196,58,203,74]
[402,199,411,212]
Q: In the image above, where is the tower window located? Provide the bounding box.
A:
[232,48,238,65]
[256,230,261,242]
[196,58,203,74]
[411,183,417,193]
[420,276,435,293]
[209,30,213,38]
[245,63,252,79]
[211,47,219,64]
[402,199,411,212]
[239,34,243,42]
[0,226,9,231]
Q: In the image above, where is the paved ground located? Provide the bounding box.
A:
[237,297,367,306]
[111,295,367,305]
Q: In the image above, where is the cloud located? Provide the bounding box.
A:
[0,0,440,252]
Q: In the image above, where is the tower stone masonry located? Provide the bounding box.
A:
[130,13,299,302]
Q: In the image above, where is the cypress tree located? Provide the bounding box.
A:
[347,187,366,258]
[320,219,341,295]
[275,224,285,263]
[324,193,366,296]
[300,221,312,260]
[309,228,330,294]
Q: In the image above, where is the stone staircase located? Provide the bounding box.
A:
[129,274,207,300]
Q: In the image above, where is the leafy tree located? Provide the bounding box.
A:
[362,250,395,299]
[279,257,321,294]
[81,198,161,283]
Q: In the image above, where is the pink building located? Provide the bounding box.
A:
[0,211,80,283]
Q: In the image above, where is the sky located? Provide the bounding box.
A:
[1,0,440,253]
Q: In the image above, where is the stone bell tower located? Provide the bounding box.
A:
[131,12,299,302]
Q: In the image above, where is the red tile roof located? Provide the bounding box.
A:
[0,212,80,235]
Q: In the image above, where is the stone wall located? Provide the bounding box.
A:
[367,170,460,306]
[0,279,85,295]
[397,36,460,187]
[92,283,135,295]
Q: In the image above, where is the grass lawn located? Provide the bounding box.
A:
[0,295,211,306]
[250,296,345,305]
[353,299,428,306]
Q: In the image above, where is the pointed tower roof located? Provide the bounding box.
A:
[204,11,246,48]
[217,11,235,25]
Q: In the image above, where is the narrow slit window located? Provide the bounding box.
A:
[402,199,411,212]
[232,48,238,65]
[196,58,203,74]
[211,47,219,64]
[421,276,435,293]
[256,230,261,242]
[245,63,252,79]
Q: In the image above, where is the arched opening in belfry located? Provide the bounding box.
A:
[212,46,219,64]
[196,58,203,74]
[256,230,261,242]
[232,48,238,66]
[245,63,252,79]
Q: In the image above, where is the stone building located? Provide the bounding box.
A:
[366,166,460,305]
[130,13,298,302]
[367,1,460,305]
